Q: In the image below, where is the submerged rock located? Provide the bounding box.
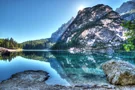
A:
[0,70,135,90]
[0,70,49,90]
[102,60,135,85]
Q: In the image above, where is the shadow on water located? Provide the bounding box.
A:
[0,50,135,85]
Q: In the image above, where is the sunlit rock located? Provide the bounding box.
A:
[102,60,135,85]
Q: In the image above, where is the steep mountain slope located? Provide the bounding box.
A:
[20,17,74,49]
[53,4,125,51]
[116,0,135,21]
[116,0,135,14]
[50,17,74,42]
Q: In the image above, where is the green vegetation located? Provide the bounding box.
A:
[0,52,22,61]
[121,21,135,51]
[0,38,22,49]
[21,39,54,49]
[0,38,54,50]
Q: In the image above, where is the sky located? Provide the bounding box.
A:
[0,0,129,43]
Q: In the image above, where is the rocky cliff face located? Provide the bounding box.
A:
[50,17,74,42]
[53,4,125,51]
[116,1,135,14]
[116,0,135,21]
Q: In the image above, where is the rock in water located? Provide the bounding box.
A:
[102,60,135,85]
[0,70,49,90]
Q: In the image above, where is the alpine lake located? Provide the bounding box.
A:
[0,50,135,86]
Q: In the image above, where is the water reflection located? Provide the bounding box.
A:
[0,51,135,85]
[0,56,70,86]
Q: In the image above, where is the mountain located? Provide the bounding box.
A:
[116,0,135,21]
[50,17,74,42]
[20,17,74,49]
[52,4,125,52]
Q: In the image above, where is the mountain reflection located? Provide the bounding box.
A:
[0,51,135,85]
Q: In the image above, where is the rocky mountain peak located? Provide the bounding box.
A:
[60,4,121,41]
[78,4,112,14]
[116,0,135,21]
[53,4,125,52]
[116,1,135,14]
[75,4,114,24]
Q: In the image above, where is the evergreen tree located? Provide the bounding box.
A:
[0,38,21,49]
[121,21,135,51]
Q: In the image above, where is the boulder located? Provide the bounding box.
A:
[102,60,135,85]
[0,70,49,90]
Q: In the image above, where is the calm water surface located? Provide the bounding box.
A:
[0,50,135,86]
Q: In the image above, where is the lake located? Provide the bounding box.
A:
[0,50,135,86]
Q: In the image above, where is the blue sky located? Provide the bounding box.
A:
[0,0,129,43]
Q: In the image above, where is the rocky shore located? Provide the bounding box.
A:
[0,67,135,90]
[0,47,10,55]
[0,47,22,55]
[0,70,115,90]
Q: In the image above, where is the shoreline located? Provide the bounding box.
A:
[0,70,135,90]
[0,70,116,90]
[0,47,22,53]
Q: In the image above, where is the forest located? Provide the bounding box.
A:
[21,39,53,49]
[0,38,53,49]
[0,38,22,49]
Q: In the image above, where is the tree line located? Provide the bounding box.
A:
[0,38,54,49]
[0,38,22,49]
[21,39,53,49]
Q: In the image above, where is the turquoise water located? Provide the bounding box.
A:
[0,51,135,86]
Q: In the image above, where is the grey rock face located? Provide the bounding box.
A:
[50,17,74,42]
[116,1,135,21]
[102,60,135,85]
[55,4,125,50]
[116,1,135,14]
[121,12,135,21]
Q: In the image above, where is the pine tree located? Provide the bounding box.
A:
[121,21,135,51]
